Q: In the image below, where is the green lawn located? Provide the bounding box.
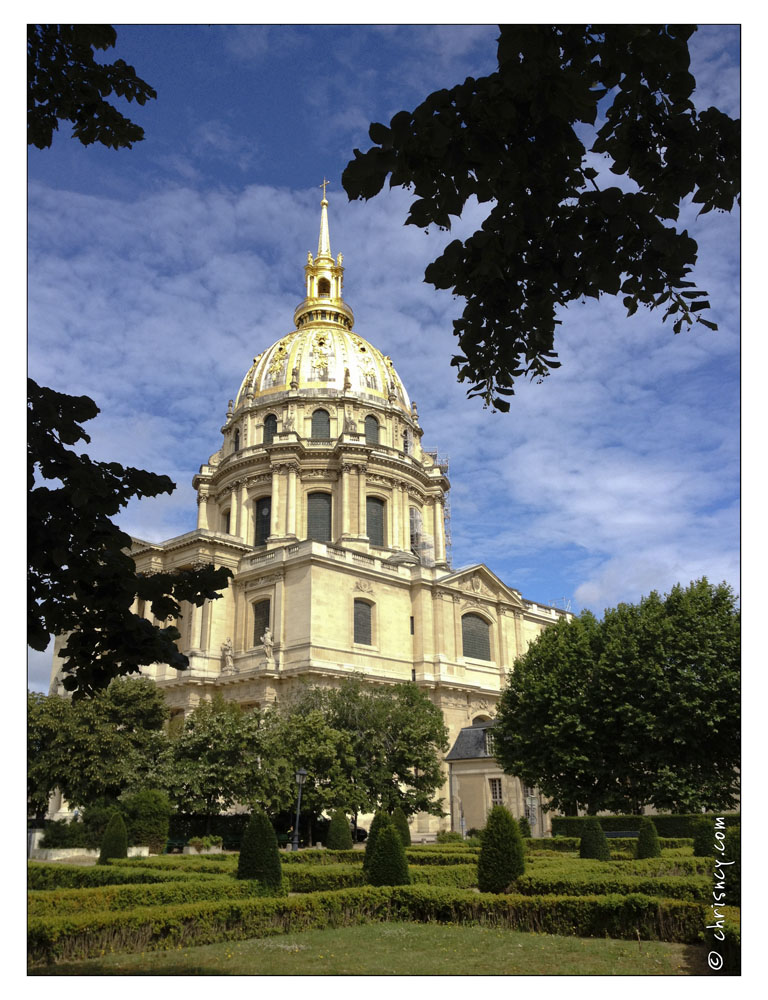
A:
[30,921,707,976]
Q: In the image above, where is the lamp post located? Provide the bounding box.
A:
[291,768,308,852]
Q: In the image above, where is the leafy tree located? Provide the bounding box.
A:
[98,812,128,864]
[120,788,172,854]
[477,805,525,892]
[366,821,410,887]
[27,677,170,811]
[392,806,411,847]
[495,579,740,814]
[29,380,232,697]
[236,810,284,889]
[28,25,157,150]
[635,817,661,859]
[326,809,354,850]
[343,25,740,410]
[579,817,610,860]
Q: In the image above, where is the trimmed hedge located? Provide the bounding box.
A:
[326,811,354,851]
[27,862,222,890]
[392,807,411,847]
[527,837,580,852]
[405,850,478,866]
[410,865,477,889]
[636,818,661,860]
[99,813,128,865]
[366,824,411,887]
[512,872,711,902]
[552,814,740,839]
[525,855,715,878]
[27,885,711,966]
[579,818,610,861]
[280,849,361,865]
[477,806,525,893]
[106,856,234,874]
[261,863,478,894]
[407,844,481,854]
[237,811,282,888]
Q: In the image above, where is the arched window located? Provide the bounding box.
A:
[462,613,491,660]
[307,492,332,542]
[364,415,379,445]
[263,414,277,445]
[253,599,271,647]
[222,509,231,534]
[354,599,373,645]
[366,496,385,547]
[254,496,271,546]
[311,408,330,439]
[233,429,241,452]
[409,507,422,556]
[318,278,331,296]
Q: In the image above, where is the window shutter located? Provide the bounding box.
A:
[354,600,372,645]
[264,414,277,444]
[253,599,271,647]
[307,492,332,541]
[365,415,379,445]
[254,496,271,546]
[311,409,330,439]
[366,497,385,547]
[462,613,491,660]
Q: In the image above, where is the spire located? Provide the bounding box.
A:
[317,179,332,258]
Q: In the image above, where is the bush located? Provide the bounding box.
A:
[518,816,532,838]
[366,823,411,887]
[722,825,740,906]
[98,813,128,865]
[39,819,90,849]
[120,789,172,854]
[579,818,610,861]
[636,818,661,859]
[325,810,354,851]
[363,810,389,875]
[236,811,283,889]
[692,818,715,857]
[392,806,411,847]
[436,830,464,843]
[551,813,740,838]
[187,835,223,850]
[477,805,525,893]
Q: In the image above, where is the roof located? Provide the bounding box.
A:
[445,720,497,761]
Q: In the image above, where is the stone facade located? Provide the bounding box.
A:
[51,196,570,835]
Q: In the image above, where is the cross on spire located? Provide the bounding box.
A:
[320,178,330,200]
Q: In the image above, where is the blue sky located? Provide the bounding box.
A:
[26,23,741,693]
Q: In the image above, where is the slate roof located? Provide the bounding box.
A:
[445,720,496,761]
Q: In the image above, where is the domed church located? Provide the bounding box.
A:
[96,196,569,836]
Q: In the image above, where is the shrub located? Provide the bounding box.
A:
[579,818,610,861]
[636,818,661,859]
[552,813,740,838]
[39,819,90,849]
[236,811,283,889]
[98,813,128,865]
[366,823,411,886]
[722,825,740,906]
[477,805,525,893]
[436,830,464,843]
[517,816,532,838]
[692,817,715,857]
[392,806,411,847]
[82,800,123,849]
[363,810,389,875]
[325,810,354,851]
[120,789,172,854]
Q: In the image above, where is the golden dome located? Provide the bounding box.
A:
[235,193,411,414]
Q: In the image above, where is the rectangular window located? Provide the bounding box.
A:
[410,616,414,635]
[253,599,271,647]
[489,778,503,807]
[484,729,497,756]
[366,496,385,547]
[254,496,271,546]
[354,599,372,645]
[307,492,332,541]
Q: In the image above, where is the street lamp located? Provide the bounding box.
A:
[291,768,308,852]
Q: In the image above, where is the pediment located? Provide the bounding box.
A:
[437,564,525,608]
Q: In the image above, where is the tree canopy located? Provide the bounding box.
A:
[28,380,232,697]
[343,24,740,410]
[28,24,157,150]
[494,578,740,814]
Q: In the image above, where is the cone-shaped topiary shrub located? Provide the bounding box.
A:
[477,805,525,892]
[237,810,283,889]
[635,817,661,859]
[518,815,532,838]
[692,817,715,857]
[120,788,172,854]
[392,806,411,847]
[579,817,610,860]
[366,821,411,886]
[326,809,354,850]
[98,812,128,864]
[363,809,389,875]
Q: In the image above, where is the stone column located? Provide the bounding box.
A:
[270,466,281,537]
[196,493,209,530]
[341,464,353,537]
[400,484,409,550]
[391,482,401,550]
[513,610,524,661]
[357,464,367,537]
[433,497,446,564]
[239,481,249,542]
[286,465,297,537]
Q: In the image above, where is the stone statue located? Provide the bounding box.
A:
[260,627,275,667]
[290,367,299,390]
[343,367,352,391]
[221,637,235,674]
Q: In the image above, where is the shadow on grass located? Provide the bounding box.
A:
[30,964,228,976]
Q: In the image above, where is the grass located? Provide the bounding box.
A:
[29,921,708,976]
